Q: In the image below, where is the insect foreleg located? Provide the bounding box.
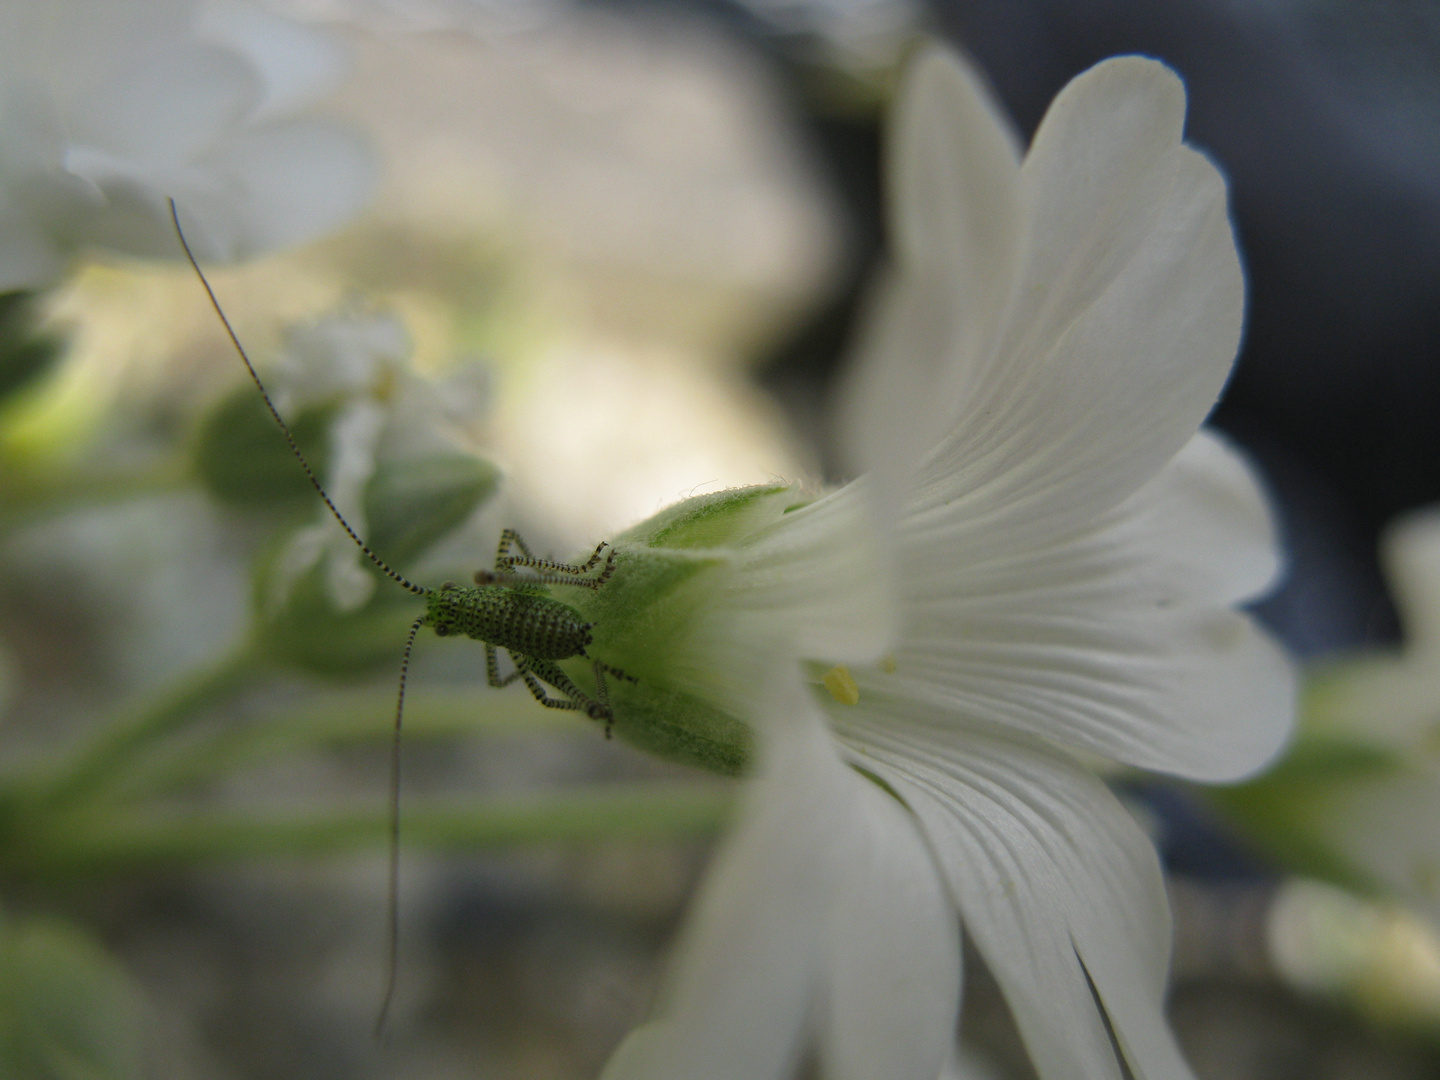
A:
[493,527,533,569]
[492,530,617,587]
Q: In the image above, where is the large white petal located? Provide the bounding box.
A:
[814,769,960,1080]
[600,677,850,1080]
[835,708,1194,1080]
[888,430,1294,781]
[604,673,960,1080]
[910,57,1243,545]
[838,44,1022,488]
[699,481,897,679]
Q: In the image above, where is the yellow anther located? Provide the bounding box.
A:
[822,665,860,706]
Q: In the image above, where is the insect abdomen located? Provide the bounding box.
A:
[426,586,592,659]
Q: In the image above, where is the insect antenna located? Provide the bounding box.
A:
[168,198,428,599]
[375,613,427,1038]
[171,199,427,1037]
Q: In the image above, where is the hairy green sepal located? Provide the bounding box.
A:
[561,484,809,777]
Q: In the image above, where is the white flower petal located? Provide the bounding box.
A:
[889,431,1294,781]
[709,481,897,667]
[191,120,376,258]
[0,0,372,278]
[69,45,257,166]
[911,58,1243,545]
[319,400,383,612]
[838,45,1022,488]
[601,678,850,1080]
[1381,506,1440,656]
[198,0,348,120]
[837,709,1194,1080]
[815,771,960,1080]
[0,0,193,96]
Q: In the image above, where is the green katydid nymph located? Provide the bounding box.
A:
[168,198,634,1034]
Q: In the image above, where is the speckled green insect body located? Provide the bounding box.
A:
[428,584,591,659]
[426,528,634,726]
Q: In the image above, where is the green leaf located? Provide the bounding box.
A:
[192,385,333,509]
[0,914,143,1080]
[1206,730,1407,894]
[365,453,500,570]
[0,292,63,404]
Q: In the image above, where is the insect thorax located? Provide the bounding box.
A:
[424,584,593,660]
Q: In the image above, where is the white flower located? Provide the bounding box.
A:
[601,45,1295,1080]
[268,308,491,611]
[0,0,374,290]
[1286,506,1440,920]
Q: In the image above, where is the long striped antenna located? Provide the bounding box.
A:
[173,198,425,1037]
[374,613,425,1038]
[169,198,428,599]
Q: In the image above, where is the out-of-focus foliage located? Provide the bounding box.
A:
[0,913,144,1080]
[0,294,61,404]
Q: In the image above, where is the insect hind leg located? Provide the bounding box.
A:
[520,656,613,730]
[589,661,638,739]
[485,644,529,688]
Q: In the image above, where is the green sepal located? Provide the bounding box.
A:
[365,453,499,569]
[0,292,62,404]
[606,681,751,776]
[0,912,143,1080]
[618,483,807,549]
[561,485,809,776]
[192,385,334,509]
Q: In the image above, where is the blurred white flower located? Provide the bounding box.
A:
[1291,507,1440,920]
[269,306,490,611]
[0,0,374,291]
[603,46,1295,1080]
[1310,507,1440,751]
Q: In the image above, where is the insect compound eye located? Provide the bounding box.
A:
[440,580,456,591]
[433,623,450,637]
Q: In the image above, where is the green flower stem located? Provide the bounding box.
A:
[104,687,583,801]
[23,642,264,812]
[0,460,190,529]
[18,784,733,876]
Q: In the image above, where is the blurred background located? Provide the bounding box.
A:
[2,0,1440,1077]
